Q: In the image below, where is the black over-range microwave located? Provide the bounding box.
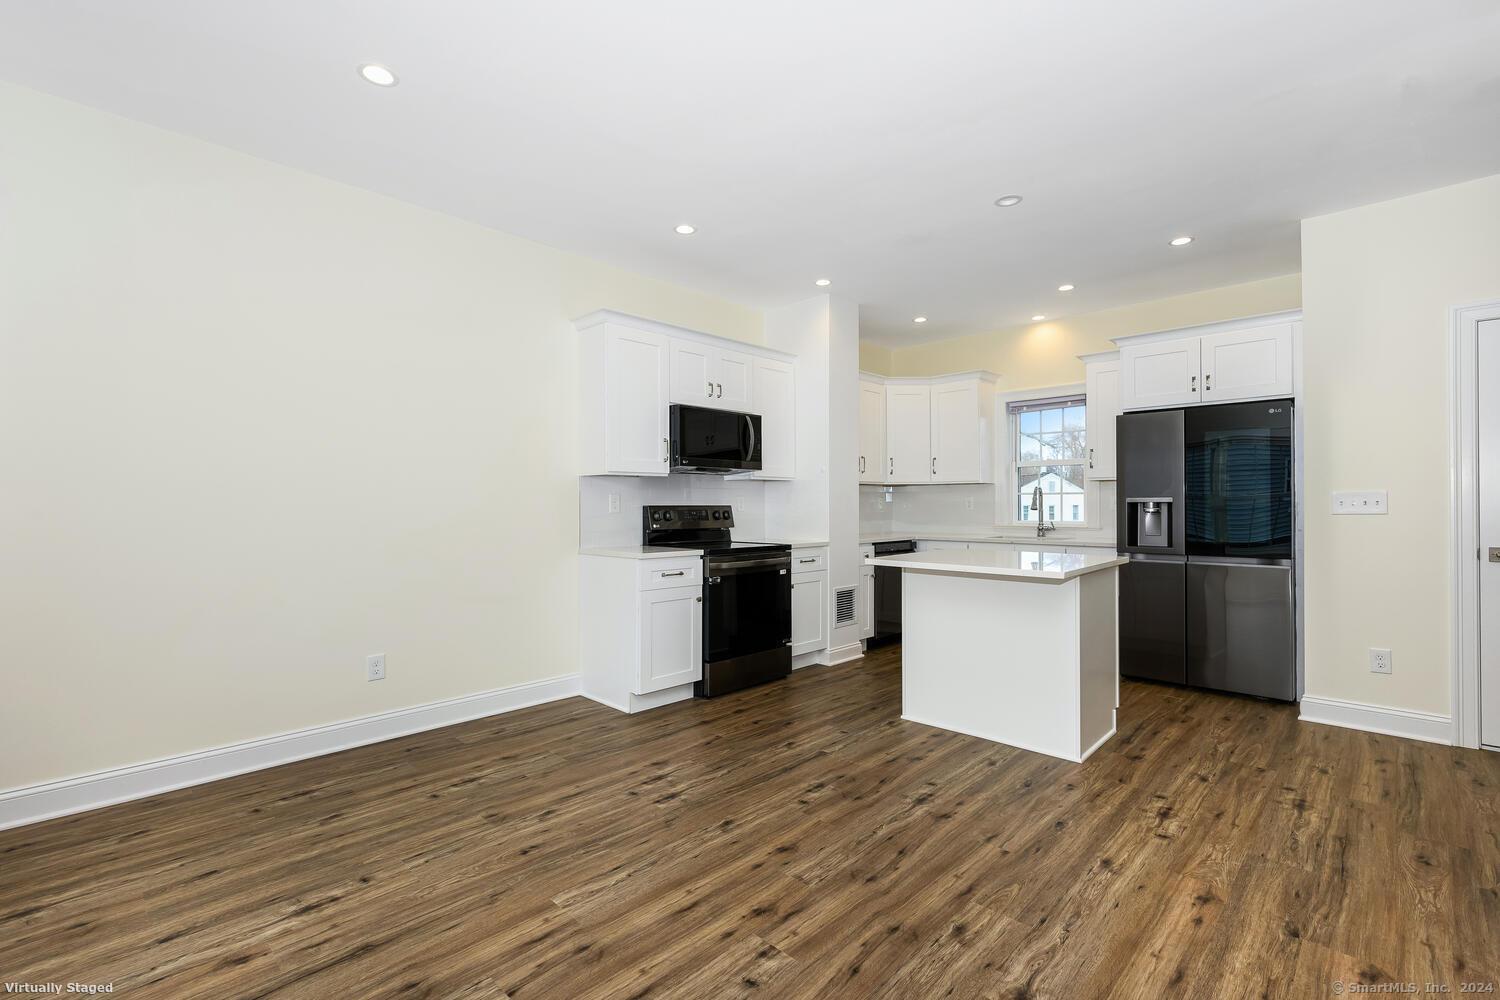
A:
[669,404,762,474]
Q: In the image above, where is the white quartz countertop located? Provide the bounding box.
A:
[859,530,1118,549]
[580,545,704,560]
[867,547,1127,582]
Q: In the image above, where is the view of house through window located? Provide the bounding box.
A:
[1011,395,1087,524]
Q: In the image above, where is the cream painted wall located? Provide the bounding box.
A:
[1301,172,1500,719]
[877,274,1302,388]
[858,340,893,376]
[0,83,760,791]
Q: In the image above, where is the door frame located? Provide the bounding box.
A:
[1451,299,1500,750]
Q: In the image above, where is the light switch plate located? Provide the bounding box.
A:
[1330,491,1388,515]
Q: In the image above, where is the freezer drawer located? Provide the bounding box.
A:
[1119,558,1186,685]
[1186,561,1295,701]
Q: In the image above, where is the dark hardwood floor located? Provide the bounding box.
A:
[3,644,1498,998]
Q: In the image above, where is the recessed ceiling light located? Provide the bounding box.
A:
[914,316,927,324]
[1057,284,1075,292]
[1032,315,1046,322]
[358,64,398,87]
[674,224,696,235]
[1170,236,1194,246]
[815,278,831,287]
[994,195,1023,207]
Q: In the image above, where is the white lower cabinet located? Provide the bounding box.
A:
[580,554,703,713]
[791,568,829,657]
[859,545,875,641]
[639,586,703,694]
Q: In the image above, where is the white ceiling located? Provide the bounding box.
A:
[2,1,1498,346]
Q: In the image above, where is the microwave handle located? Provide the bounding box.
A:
[742,413,757,462]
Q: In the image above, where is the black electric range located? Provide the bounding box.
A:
[643,505,792,697]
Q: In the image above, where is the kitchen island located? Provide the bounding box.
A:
[866,546,1127,762]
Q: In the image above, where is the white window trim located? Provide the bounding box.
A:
[995,383,1105,529]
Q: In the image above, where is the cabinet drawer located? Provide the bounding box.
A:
[791,548,828,572]
[640,560,703,591]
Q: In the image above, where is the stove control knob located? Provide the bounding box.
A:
[711,510,722,520]
[663,511,674,522]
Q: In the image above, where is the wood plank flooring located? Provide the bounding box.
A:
[3,644,1498,998]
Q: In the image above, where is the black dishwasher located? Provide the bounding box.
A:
[870,540,915,645]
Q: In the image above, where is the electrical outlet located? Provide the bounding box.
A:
[1369,647,1392,675]
[607,492,620,514]
[366,653,386,681]
[1331,491,1388,515]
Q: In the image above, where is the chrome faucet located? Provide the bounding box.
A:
[1030,484,1056,538]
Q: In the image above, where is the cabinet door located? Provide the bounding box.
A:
[715,349,754,409]
[636,585,703,694]
[1121,339,1202,410]
[1085,361,1122,480]
[605,326,670,475]
[858,380,887,483]
[669,340,714,406]
[885,384,932,484]
[859,564,875,640]
[930,380,982,483]
[790,570,829,656]
[752,357,796,480]
[1200,323,1293,402]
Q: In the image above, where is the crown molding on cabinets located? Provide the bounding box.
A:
[574,309,797,363]
[1108,309,1303,348]
[857,369,1000,386]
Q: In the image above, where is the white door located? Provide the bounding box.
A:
[1200,323,1294,402]
[858,380,887,483]
[930,380,981,483]
[636,586,703,694]
[670,340,714,406]
[752,357,796,480]
[791,570,829,656]
[1479,318,1500,747]
[715,349,754,410]
[1085,361,1122,479]
[1121,339,1202,410]
[886,383,932,484]
[604,326,670,476]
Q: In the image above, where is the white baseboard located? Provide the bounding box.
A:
[1298,695,1452,746]
[821,642,865,666]
[0,673,581,831]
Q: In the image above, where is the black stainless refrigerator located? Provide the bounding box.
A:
[1116,400,1298,701]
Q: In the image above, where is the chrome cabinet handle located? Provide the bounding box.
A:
[716,382,723,398]
[1204,373,1212,391]
[1190,375,1197,392]
[931,457,936,475]
[859,456,865,474]
[1089,447,1095,469]
[661,570,685,577]
[800,557,816,564]
[662,437,668,463]
[889,457,894,476]
[707,379,713,396]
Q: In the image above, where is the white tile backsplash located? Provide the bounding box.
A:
[580,475,769,548]
[859,481,1118,542]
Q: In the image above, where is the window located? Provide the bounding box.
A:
[1010,394,1087,525]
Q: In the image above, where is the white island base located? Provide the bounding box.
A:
[875,549,1123,763]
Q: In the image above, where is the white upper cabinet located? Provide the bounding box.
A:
[862,371,997,486]
[930,379,987,483]
[885,383,933,484]
[1200,323,1294,402]
[1118,315,1298,411]
[670,340,753,409]
[579,323,670,476]
[752,356,796,480]
[1083,354,1122,480]
[1121,338,1202,409]
[858,377,886,483]
[575,311,797,478]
